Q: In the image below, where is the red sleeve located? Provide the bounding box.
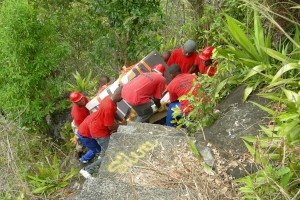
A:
[208,67,216,76]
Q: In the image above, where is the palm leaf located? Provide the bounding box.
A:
[32,186,49,194]
[250,101,276,116]
[225,15,261,61]
[62,168,79,182]
[243,65,269,82]
[281,87,298,102]
[243,140,255,156]
[292,26,300,60]
[243,85,254,102]
[214,78,228,98]
[262,47,297,63]
[254,11,269,63]
[259,125,278,137]
[186,136,202,160]
[271,63,300,84]
[278,113,300,121]
[266,78,298,89]
[257,92,281,102]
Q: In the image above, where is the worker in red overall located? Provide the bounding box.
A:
[167,40,197,73]
[70,92,89,130]
[122,64,166,123]
[80,86,124,178]
[70,92,101,163]
[189,46,218,76]
[167,64,206,127]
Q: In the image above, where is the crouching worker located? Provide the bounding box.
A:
[76,114,101,164]
[69,92,90,157]
[166,64,204,127]
[80,86,126,178]
[122,64,166,123]
[189,46,218,76]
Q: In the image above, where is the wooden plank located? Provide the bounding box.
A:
[149,111,168,124]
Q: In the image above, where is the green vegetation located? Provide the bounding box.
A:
[0,0,68,127]
[26,154,78,196]
[0,0,299,199]
[214,3,300,199]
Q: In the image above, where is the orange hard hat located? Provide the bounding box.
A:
[199,46,214,60]
[152,64,165,76]
[69,92,83,103]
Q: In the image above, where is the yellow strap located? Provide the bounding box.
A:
[135,65,143,74]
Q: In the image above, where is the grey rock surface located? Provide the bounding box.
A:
[195,85,270,178]
[71,123,202,200]
[195,141,214,167]
[196,85,270,156]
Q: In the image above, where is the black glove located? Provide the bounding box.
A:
[153,98,161,109]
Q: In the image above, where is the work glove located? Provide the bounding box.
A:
[157,103,167,112]
[70,136,78,145]
[120,119,127,126]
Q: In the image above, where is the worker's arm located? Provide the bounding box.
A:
[108,120,127,133]
[188,63,198,74]
[108,123,119,132]
[115,113,123,122]
[153,98,161,109]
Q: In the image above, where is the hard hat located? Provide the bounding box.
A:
[199,46,214,60]
[152,64,165,76]
[70,92,83,103]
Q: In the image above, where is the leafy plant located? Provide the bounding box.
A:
[66,70,98,96]
[186,136,202,160]
[217,7,300,199]
[172,75,218,135]
[26,154,78,197]
[195,0,248,47]
[218,8,300,101]
[0,0,68,127]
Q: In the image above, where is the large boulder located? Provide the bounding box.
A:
[195,85,269,178]
[71,123,237,199]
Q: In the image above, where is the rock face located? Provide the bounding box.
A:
[196,85,269,155]
[47,109,72,140]
[71,123,197,200]
[195,85,269,178]
[71,122,238,199]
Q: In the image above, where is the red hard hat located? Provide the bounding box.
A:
[69,92,83,103]
[199,46,214,60]
[152,64,165,76]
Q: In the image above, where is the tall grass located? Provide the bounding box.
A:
[0,115,79,199]
[216,1,300,198]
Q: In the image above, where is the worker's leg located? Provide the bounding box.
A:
[84,137,110,174]
[131,102,153,122]
[166,101,181,127]
[76,133,101,163]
